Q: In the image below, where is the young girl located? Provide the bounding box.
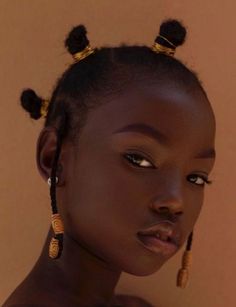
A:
[3,18,216,307]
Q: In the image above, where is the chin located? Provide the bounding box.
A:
[122,258,167,277]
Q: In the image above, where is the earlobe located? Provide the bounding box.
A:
[36,127,65,185]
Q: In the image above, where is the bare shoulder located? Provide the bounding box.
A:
[3,285,154,307]
[3,294,62,306]
[112,294,154,307]
[2,285,57,307]
[2,294,55,307]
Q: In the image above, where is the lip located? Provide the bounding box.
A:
[137,234,178,257]
[136,221,182,257]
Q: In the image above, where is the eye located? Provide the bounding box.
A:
[123,152,155,168]
[187,174,213,187]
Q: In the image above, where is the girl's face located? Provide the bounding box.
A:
[58,81,216,276]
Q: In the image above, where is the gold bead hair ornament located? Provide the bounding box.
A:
[40,99,50,118]
[72,45,95,62]
[48,176,65,259]
[151,34,177,56]
[151,41,176,56]
[49,212,65,259]
[176,231,193,288]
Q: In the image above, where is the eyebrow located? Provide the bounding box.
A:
[113,123,170,145]
[113,123,216,159]
[194,148,216,159]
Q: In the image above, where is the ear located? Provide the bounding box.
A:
[36,127,66,186]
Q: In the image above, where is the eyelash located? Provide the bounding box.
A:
[123,152,213,187]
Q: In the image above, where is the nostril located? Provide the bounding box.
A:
[175,211,183,216]
[154,206,183,222]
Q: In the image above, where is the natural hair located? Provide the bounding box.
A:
[21,19,207,145]
[20,18,198,260]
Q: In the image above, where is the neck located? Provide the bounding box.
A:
[31,226,122,306]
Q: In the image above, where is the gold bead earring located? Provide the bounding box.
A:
[49,213,64,259]
[47,176,64,259]
[176,231,193,288]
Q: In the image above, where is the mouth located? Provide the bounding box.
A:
[136,221,181,257]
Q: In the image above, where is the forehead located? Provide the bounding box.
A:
[79,83,215,152]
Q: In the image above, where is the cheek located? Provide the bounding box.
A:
[183,191,204,236]
[63,159,137,260]
[66,151,144,232]
[61,155,168,275]
[60,148,207,275]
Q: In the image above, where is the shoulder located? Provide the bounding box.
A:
[112,294,154,307]
[2,285,57,307]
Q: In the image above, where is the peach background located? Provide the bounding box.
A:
[0,1,235,306]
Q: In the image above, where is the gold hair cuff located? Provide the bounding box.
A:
[49,237,60,259]
[73,45,95,62]
[158,34,176,48]
[40,99,50,118]
[151,42,175,56]
[176,250,192,288]
[51,213,64,234]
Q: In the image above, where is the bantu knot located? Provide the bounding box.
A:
[64,24,90,55]
[156,19,187,48]
[20,89,43,120]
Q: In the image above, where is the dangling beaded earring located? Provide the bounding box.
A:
[47,176,65,259]
[176,231,193,288]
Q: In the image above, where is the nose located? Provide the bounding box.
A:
[151,198,183,216]
[150,190,184,220]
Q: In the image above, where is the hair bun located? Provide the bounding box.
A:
[64,24,90,55]
[158,19,187,47]
[20,89,43,120]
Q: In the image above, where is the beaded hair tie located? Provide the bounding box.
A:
[151,34,176,56]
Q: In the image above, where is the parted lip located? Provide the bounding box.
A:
[137,220,182,247]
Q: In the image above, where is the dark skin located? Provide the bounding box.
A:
[3,80,216,306]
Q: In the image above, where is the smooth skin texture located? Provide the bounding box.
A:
[3,81,215,306]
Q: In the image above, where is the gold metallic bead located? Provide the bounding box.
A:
[40,99,50,118]
[73,45,95,62]
[181,250,192,268]
[49,237,59,259]
[158,34,176,48]
[151,42,175,56]
[51,213,64,234]
[176,268,189,288]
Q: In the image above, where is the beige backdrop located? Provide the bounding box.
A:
[0,1,235,306]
